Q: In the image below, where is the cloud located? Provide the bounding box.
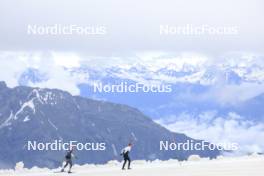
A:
[0,51,85,95]
[186,82,264,106]
[211,83,264,105]
[52,52,81,68]
[0,51,264,98]
[156,111,264,154]
[0,0,264,54]
[0,52,29,87]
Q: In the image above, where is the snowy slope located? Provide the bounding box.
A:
[1,154,263,176]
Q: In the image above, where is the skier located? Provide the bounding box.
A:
[61,148,75,173]
[121,143,132,170]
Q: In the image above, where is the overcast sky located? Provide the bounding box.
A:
[0,1,263,154]
[0,0,263,56]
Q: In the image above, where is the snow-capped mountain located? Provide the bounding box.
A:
[66,56,264,85]
[0,82,220,169]
[16,55,264,89]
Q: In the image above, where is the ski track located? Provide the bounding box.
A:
[1,155,264,176]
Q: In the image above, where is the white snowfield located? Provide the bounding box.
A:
[1,154,263,176]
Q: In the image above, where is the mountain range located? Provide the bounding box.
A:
[14,56,264,154]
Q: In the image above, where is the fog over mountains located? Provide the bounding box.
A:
[1,53,264,155]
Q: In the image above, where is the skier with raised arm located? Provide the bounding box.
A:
[61,148,76,173]
[121,143,132,170]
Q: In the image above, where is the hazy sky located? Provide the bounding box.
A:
[0,0,263,56]
[0,1,264,154]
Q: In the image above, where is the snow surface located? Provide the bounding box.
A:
[47,118,58,130]
[1,155,263,176]
[23,116,30,122]
[14,98,36,120]
[0,97,37,129]
[0,111,14,128]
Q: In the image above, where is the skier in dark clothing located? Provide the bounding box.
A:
[61,148,75,173]
[121,143,132,170]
